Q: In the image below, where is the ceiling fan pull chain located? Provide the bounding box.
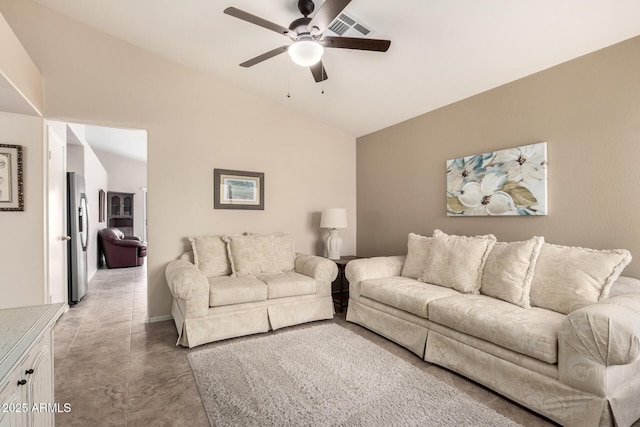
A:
[287,59,291,98]
[321,60,325,94]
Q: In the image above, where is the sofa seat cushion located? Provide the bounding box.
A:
[429,294,565,364]
[208,276,267,307]
[258,272,317,299]
[360,277,459,319]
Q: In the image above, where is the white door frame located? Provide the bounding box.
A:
[45,120,68,306]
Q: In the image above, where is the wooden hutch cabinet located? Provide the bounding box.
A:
[107,192,135,236]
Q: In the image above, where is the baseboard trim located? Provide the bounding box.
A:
[146,314,173,323]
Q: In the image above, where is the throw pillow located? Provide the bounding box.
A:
[480,237,544,308]
[189,235,231,277]
[420,229,496,293]
[224,234,279,277]
[400,233,433,279]
[529,243,632,314]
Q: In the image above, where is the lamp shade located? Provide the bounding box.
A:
[320,208,347,229]
[288,40,324,67]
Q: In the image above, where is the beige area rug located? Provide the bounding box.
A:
[188,323,522,427]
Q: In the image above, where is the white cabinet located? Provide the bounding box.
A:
[23,334,53,427]
[0,304,64,427]
[0,368,25,427]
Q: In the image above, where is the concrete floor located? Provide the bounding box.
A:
[53,265,566,426]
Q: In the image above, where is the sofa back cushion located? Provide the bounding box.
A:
[189,235,231,277]
[225,234,279,277]
[401,233,433,279]
[609,276,640,298]
[480,237,544,308]
[271,232,296,272]
[420,230,496,293]
[224,232,296,277]
[530,243,632,314]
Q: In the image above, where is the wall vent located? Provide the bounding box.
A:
[326,12,372,37]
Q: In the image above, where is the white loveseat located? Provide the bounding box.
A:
[165,232,337,347]
[346,230,640,427]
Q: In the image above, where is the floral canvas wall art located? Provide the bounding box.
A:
[447,142,547,216]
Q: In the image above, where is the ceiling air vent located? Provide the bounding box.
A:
[327,12,372,37]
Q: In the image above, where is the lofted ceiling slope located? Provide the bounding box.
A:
[31,0,640,137]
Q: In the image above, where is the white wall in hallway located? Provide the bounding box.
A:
[66,125,108,280]
[94,149,147,239]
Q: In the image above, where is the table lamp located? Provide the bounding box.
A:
[320,208,347,260]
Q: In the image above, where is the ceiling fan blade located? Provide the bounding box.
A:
[321,36,391,52]
[307,0,352,34]
[240,46,289,67]
[310,61,328,82]
[224,7,291,36]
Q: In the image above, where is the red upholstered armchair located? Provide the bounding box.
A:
[98,227,147,268]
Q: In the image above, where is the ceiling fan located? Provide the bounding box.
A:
[224,0,391,82]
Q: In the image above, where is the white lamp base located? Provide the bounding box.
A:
[325,228,343,260]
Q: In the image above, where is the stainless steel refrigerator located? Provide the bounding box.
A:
[67,172,89,304]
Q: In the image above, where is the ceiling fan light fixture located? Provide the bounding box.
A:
[288,40,324,67]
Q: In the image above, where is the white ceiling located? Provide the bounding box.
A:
[65,122,147,162]
[33,0,640,137]
[83,125,147,163]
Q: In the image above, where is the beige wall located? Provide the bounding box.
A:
[0,111,45,309]
[357,35,640,278]
[0,8,45,309]
[0,0,356,319]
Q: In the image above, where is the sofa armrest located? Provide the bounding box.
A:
[345,256,405,300]
[294,254,338,282]
[559,293,640,366]
[165,260,209,319]
[345,256,405,285]
[123,235,141,242]
[113,239,145,248]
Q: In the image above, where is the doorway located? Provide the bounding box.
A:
[46,121,148,305]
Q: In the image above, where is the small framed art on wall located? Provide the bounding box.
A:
[214,168,264,210]
[0,144,24,212]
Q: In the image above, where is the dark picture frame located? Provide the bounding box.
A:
[98,189,106,222]
[214,168,264,210]
[0,144,24,212]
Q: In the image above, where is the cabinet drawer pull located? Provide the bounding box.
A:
[25,368,35,375]
[17,379,27,386]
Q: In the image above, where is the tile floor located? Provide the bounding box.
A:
[53,265,570,426]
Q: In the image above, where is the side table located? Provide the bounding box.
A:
[331,256,361,313]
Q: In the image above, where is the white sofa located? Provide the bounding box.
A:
[165,232,337,347]
[346,230,640,427]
